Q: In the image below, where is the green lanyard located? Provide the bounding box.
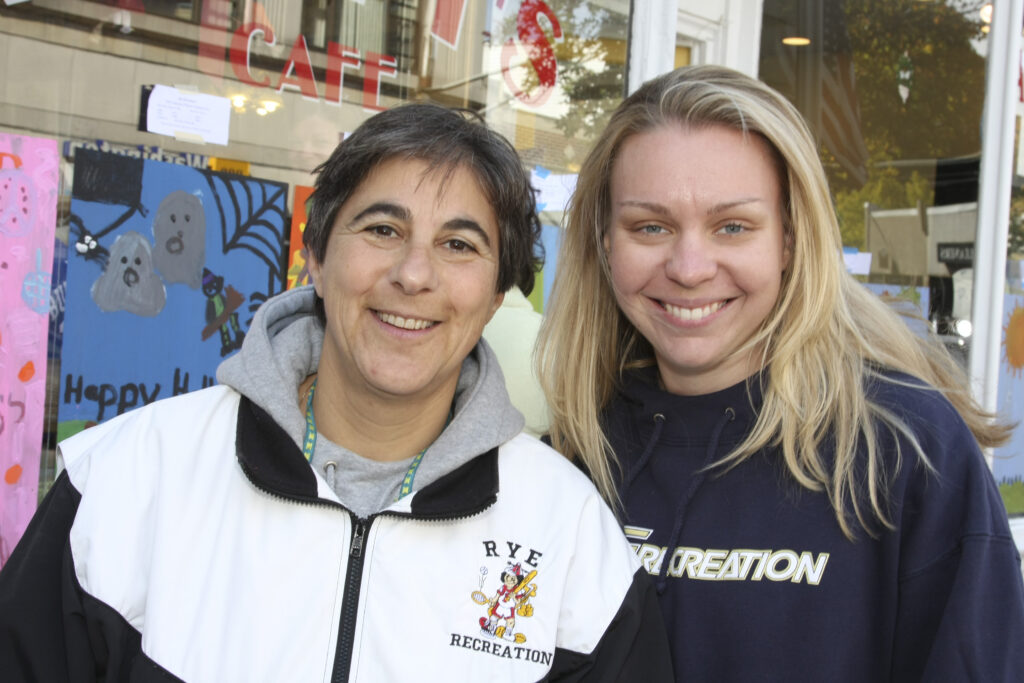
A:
[303,378,429,501]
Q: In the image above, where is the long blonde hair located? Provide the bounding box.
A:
[537,64,1010,539]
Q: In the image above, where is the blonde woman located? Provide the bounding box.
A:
[538,64,1024,681]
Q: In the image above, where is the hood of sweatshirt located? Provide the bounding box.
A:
[217,286,525,515]
[611,366,762,451]
[605,366,766,593]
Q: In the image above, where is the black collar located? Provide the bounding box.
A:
[235,395,499,519]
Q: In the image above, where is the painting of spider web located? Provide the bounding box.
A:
[201,170,288,320]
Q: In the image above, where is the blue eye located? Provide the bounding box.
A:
[718,223,745,235]
[640,224,665,235]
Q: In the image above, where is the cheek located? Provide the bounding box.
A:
[607,244,652,296]
[460,269,503,321]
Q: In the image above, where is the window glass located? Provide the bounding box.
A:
[759,0,987,340]
[757,0,1024,514]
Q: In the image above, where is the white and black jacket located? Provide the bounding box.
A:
[0,387,670,681]
[0,288,671,682]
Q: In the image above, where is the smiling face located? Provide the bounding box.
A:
[307,158,504,405]
[604,124,790,396]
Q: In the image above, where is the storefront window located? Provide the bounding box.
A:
[759,0,988,340]
[757,0,1024,515]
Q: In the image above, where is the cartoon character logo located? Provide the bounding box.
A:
[472,563,537,644]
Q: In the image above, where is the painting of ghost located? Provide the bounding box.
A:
[58,149,288,437]
[91,231,166,316]
[152,190,206,289]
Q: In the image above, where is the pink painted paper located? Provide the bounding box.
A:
[0,134,59,568]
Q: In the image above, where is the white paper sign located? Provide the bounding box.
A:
[843,250,872,275]
[530,167,578,214]
[146,85,231,146]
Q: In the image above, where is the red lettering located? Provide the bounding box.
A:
[501,0,561,106]
[432,0,467,48]
[276,34,319,100]
[197,0,232,78]
[219,6,397,112]
[230,22,276,88]
[363,52,397,111]
[326,43,361,105]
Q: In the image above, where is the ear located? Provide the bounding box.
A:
[306,248,325,298]
[782,230,794,271]
[603,231,611,255]
[486,291,505,324]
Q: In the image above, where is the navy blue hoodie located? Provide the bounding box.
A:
[604,367,1024,682]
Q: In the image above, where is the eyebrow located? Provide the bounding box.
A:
[616,199,671,216]
[443,217,492,248]
[616,198,764,218]
[705,198,762,216]
[348,201,411,225]
[348,202,492,248]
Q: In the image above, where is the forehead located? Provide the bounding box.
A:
[338,158,496,228]
[615,124,780,188]
[348,156,489,204]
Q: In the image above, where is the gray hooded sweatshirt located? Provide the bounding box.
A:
[216,286,525,518]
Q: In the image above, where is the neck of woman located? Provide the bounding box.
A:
[301,371,454,463]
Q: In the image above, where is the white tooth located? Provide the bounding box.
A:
[380,311,433,330]
[666,301,724,322]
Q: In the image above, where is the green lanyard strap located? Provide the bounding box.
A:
[302,377,318,463]
[302,378,434,501]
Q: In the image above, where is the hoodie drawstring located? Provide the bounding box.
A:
[623,413,665,491]
[655,406,736,595]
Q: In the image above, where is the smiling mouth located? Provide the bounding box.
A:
[375,310,438,331]
[663,300,727,322]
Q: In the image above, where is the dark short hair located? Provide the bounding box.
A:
[304,103,543,320]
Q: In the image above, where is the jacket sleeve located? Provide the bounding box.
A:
[889,401,1024,682]
[892,532,1024,681]
[545,568,673,682]
[543,493,674,682]
[0,470,144,681]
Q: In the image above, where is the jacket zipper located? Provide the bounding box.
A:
[331,516,369,683]
[238,455,497,679]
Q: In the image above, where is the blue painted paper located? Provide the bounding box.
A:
[58,150,288,433]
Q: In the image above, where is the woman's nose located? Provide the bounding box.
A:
[664,232,717,287]
[390,242,439,294]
